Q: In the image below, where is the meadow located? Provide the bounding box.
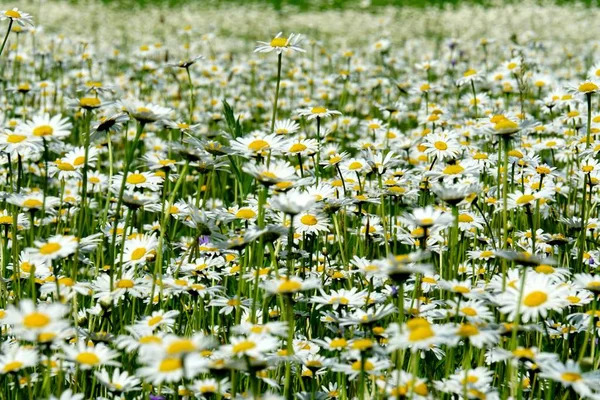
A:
[1,1,600,399]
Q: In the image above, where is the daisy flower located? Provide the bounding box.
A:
[112,170,164,192]
[20,113,72,141]
[539,359,600,397]
[480,114,538,137]
[30,235,78,264]
[274,119,300,135]
[95,368,141,394]
[294,210,330,234]
[298,106,342,120]
[120,100,173,123]
[0,128,42,157]
[63,341,120,370]
[497,273,569,322]
[230,132,284,158]
[225,334,279,358]
[255,32,305,54]
[261,276,321,295]
[422,132,461,160]
[387,318,445,351]
[0,8,33,26]
[402,206,454,228]
[121,234,158,267]
[4,299,69,342]
[136,352,207,385]
[0,345,38,375]
[456,68,485,86]
[270,191,315,215]
[506,188,553,210]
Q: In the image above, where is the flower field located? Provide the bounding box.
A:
[2,1,600,399]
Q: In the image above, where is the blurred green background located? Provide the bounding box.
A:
[82,0,600,8]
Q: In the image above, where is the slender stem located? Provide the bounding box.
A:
[270,52,282,133]
[186,66,194,124]
[471,80,478,119]
[0,19,13,59]
[586,93,593,148]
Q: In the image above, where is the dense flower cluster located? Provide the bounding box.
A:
[2,2,600,400]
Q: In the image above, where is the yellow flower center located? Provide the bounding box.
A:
[434,141,448,150]
[329,155,342,164]
[534,265,555,274]
[270,37,288,47]
[200,384,217,393]
[23,199,42,208]
[248,139,269,152]
[80,98,101,108]
[453,285,470,294]
[329,338,347,349]
[494,120,519,131]
[408,325,434,342]
[167,339,195,354]
[131,247,146,261]
[516,194,535,205]
[40,242,61,255]
[76,352,100,365]
[233,340,256,353]
[126,173,147,185]
[458,214,473,223]
[301,214,318,226]
[463,69,476,77]
[23,312,50,328]
[58,277,74,286]
[3,361,23,373]
[289,143,307,153]
[561,372,582,382]
[443,165,464,175]
[579,82,599,93]
[348,161,363,170]
[582,165,594,173]
[235,208,256,219]
[57,162,75,171]
[148,316,163,326]
[7,134,26,143]
[461,307,477,316]
[407,318,434,341]
[33,125,54,137]
[139,335,162,344]
[512,348,534,359]
[159,357,182,372]
[351,338,373,351]
[567,296,581,304]
[278,280,302,293]
[5,10,21,18]
[116,279,134,289]
[457,323,479,337]
[536,166,551,175]
[523,291,547,307]
[311,107,327,114]
[351,360,374,371]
